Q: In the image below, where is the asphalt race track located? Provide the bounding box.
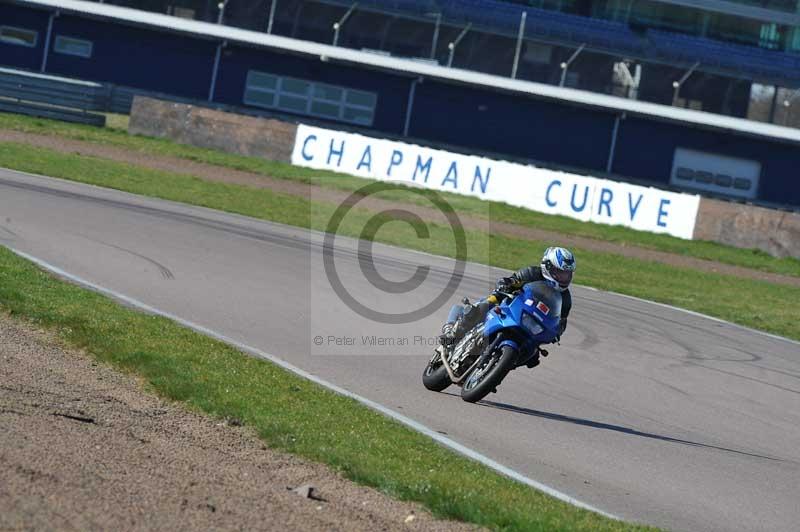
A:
[2,169,799,532]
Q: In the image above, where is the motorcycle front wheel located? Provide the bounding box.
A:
[460,345,517,403]
[422,349,452,392]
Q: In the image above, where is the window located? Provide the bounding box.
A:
[673,166,754,196]
[789,27,800,53]
[694,171,714,184]
[563,71,580,89]
[0,26,37,47]
[244,70,377,126]
[523,43,552,64]
[167,5,196,19]
[714,174,732,187]
[674,97,703,111]
[758,23,780,50]
[670,148,760,200]
[54,36,93,58]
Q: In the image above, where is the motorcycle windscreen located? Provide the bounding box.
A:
[523,281,562,329]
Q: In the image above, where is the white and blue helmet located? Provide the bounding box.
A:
[541,247,576,291]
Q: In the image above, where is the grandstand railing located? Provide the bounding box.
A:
[312,0,800,85]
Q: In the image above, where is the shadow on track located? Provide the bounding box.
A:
[442,392,785,462]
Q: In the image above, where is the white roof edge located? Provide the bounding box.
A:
[0,65,102,86]
[22,0,800,145]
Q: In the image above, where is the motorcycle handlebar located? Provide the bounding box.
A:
[492,289,516,301]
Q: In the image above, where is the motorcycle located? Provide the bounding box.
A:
[422,280,562,403]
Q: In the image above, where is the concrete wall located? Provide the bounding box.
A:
[128,96,296,163]
[694,198,800,259]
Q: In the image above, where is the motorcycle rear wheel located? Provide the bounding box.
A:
[460,345,517,403]
[422,350,452,392]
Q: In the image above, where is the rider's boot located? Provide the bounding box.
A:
[453,302,482,337]
[524,348,548,368]
[440,295,498,347]
[438,322,456,347]
[440,302,477,347]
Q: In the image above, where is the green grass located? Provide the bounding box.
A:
[1,142,798,341]
[0,247,652,531]
[1,111,798,278]
[103,112,130,131]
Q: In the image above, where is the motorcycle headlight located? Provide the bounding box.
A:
[521,313,543,335]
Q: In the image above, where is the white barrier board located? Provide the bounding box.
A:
[292,124,700,239]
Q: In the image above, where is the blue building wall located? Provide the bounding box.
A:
[46,15,216,99]
[613,117,800,206]
[2,1,799,207]
[0,3,49,71]
[410,81,617,172]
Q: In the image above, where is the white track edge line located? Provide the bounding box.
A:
[8,247,620,521]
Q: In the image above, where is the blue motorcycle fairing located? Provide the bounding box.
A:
[483,282,561,346]
[497,338,519,351]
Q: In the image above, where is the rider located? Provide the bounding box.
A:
[440,246,576,351]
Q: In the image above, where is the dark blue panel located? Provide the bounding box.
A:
[613,116,800,206]
[213,45,410,134]
[0,3,50,71]
[44,15,217,99]
[410,81,616,171]
[612,118,677,186]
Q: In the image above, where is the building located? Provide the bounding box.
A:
[2,0,799,208]
[82,0,800,127]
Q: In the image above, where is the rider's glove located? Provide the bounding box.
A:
[495,276,515,293]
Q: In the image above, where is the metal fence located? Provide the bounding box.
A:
[0,67,108,126]
[0,67,194,126]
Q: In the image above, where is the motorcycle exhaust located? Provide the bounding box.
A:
[440,334,502,385]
